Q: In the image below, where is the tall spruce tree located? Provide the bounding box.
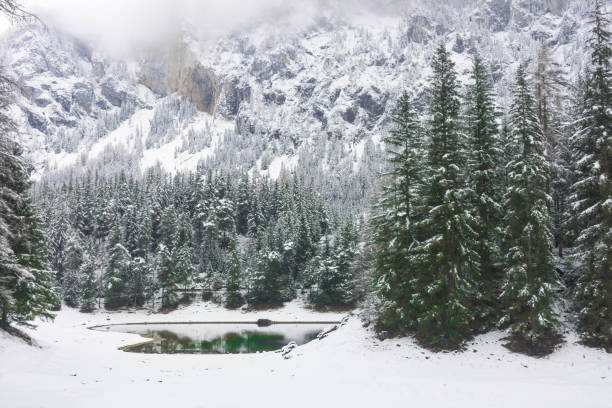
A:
[79,242,98,312]
[129,256,150,307]
[175,243,195,291]
[200,261,215,299]
[158,244,179,308]
[417,43,480,348]
[464,52,502,328]
[247,234,283,307]
[310,220,357,307]
[225,233,244,308]
[62,229,83,307]
[0,14,61,325]
[570,0,612,350]
[500,65,561,354]
[47,204,69,285]
[1,111,58,326]
[11,184,59,324]
[294,212,312,278]
[371,91,426,333]
[236,173,251,235]
[104,217,131,308]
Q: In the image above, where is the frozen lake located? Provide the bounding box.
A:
[92,322,335,354]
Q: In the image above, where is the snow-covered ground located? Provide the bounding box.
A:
[1,300,611,408]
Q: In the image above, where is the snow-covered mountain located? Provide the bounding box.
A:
[1,0,595,210]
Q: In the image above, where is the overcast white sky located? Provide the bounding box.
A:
[0,0,363,55]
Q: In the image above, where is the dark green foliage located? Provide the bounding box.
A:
[294,213,313,278]
[372,46,483,348]
[158,244,179,309]
[47,205,69,285]
[10,194,59,325]
[571,0,612,350]
[62,230,83,307]
[416,43,480,348]
[175,244,195,291]
[225,235,244,308]
[247,240,283,307]
[499,65,561,353]
[35,154,357,313]
[37,167,349,311]
[104,218,132,308]
[368,40,587,355]
[309,220,357,307]
[158,205,177,248]
[79,242,98,312]
[464,52,503,328]
[1,131,58,326]
[371,91,426,334]
[62,265,80,308]
[236,173,251,235]
[200,262,216,298]
[129,257,150,307]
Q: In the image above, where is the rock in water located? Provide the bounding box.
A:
[256,319,273,327]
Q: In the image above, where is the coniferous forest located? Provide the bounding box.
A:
[34,169,360,311]
[372,1,611,354]
[0,0,610,362]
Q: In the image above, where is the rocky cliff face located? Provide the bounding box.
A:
[3,26,151,131]
[0,0,595,207]
[140,42,220,114]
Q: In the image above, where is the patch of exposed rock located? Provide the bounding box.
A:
[140,42,221,114]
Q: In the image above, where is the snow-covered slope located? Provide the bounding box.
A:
[1,302,610,408]
[0,0,595,208]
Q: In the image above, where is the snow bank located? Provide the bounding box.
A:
[0,300,610,408]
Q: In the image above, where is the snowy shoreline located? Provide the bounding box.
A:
[1,299,611,408]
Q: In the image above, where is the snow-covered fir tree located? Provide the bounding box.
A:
[200,262,215,299]
[499,65,561,355]
[175,244,195,291]
[247,237,283,307]
[129,256,149,307]
[62,229,83,307]
[46,203,70,285]
[371,91,426,334]
[158,244,179,309]
[236,173,251,235]
[104,217,132,308]
[417,43,480,348]
[570,0,612,351]
[79,241,98,313]
[224,233,244,308]
[309,219,357,307]
[0,73,58,326]
[463,52,503,328]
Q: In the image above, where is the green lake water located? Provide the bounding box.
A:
[92,322,332,354]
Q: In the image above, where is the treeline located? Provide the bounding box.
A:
[35,168,361,312]
[371,1,611,355]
